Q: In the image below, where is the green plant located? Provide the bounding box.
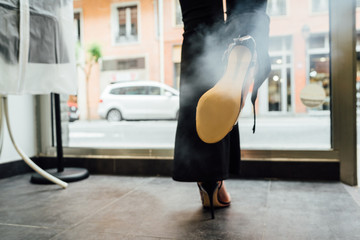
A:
[78,42,103,120]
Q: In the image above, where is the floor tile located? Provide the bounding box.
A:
[0,174,150,228]
[1,174,360,240]
[0,224,60,240]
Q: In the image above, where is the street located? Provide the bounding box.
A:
[68,115,333,150]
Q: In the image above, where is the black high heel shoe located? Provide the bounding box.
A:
[197,181,231,219]
[196,35,257,144]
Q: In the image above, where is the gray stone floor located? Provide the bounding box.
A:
[1,174,360,240]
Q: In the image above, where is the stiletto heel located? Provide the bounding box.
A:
[209,188,215,219]
[196,35,256,144]
[197,181,231,219]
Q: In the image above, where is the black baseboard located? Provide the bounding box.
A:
[235,161,339,181]
[1,157,339,181]
[0,159,33,179]
[33,157,173,177]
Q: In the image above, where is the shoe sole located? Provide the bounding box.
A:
[196,45,253,144]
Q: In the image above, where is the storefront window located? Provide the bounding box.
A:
[64,0,332,150]
[309,54,330,110]
[268,70,282,111]
[308,33,330,111]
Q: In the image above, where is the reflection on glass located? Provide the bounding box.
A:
[266,36,292,113]
[240,0,330,150]
[268,70,282,111]
[309,54,330,110]
[287,68,292,112]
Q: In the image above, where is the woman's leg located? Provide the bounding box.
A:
[174,1,237,217]
[173,0,240,182]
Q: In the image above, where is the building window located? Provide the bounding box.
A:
[267,0,287,16]
[268,36,293,112]
[112,4,139,44]
[174,62,181,89]
[74,12,81,43]
[173,45,182,89]
[311,0,328,13]
[102,58,145,71]
[174,0,182,26]
[309,35,326,49]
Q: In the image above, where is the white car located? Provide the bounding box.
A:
[98,81,179,121]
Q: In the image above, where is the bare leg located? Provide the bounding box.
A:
[218,181,231,203]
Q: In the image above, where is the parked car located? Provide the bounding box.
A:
[98,81,179,121]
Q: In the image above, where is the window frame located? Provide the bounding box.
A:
[264,35,294,114]
[37,0,357,186]
[111,1,141,46]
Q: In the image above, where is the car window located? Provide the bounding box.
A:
[123,86,147,95]
[148,87,161,95]
[109,88,122,95]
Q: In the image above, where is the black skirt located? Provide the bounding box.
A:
[173,0,270,182]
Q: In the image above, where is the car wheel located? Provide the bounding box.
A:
[107,109,122,121]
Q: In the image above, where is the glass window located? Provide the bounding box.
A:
[270,56,283,65]
[109,86,149,95]
[286,68,292,112]
[267,0,287,16]
[102,58,145,71]
[74,12,81,42]
[63,0,333,151]
[311,0,328,13]
[309,54,330,110]
[110,88,121,95]
[268,70,282,111]
[269,37,283,51]
[114,5,138,43]
[266,36,292,113]
[173,45,182,89]
[175,0,182,26]
[149,86,161,95]
[174,62,181,89]
[123,86,147,95]
[286,55,291,63]
[309,35,326,49]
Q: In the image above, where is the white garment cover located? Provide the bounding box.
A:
[0,0,77,95]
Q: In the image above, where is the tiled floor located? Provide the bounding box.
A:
[1,174,360,240]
